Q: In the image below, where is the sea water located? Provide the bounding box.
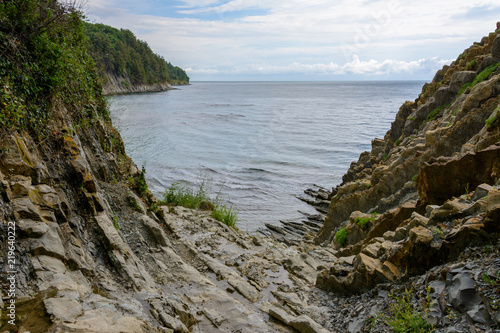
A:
[108,81,424,232]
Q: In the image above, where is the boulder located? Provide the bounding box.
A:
[449,71,477,93]
[471,183,494,201]
[446,272,493,324]
[462,74,500,113]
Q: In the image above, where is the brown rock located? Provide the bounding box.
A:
[409,226,433,244]
[418,144,500,205]
[484,189,500,232]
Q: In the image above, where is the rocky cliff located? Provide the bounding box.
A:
[101,73,173,95]
[1,9,500,333]
[311,23,500,330]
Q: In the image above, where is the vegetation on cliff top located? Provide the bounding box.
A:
[0,0,108,137]
[84,23,190,86]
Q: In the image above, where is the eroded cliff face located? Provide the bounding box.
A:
[101,73,173,95]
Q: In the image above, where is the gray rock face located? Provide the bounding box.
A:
[449,71,477,93]
[448,273,482,312]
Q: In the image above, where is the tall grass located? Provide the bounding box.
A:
[160,179,238,227]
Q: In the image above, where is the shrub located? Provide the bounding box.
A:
[129,165,148,196]
[377,288,434,333]
[160,179,238,227]
[335,228,348,246]
[0,0,108,136]
[354,217,375,229]
[161,180,210,209]
[211,203,238,228]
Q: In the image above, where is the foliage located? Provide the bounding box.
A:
[424,103,450,125]
[0,0,108,136]
[211,202,238,228]
[84,23,189,85]
[458,61,500,96]
[412,174,419,182]
[482,272,499,286]
[466,59,476,70]
[129,165,148,196]
[335,228,348,246]
[355,217,375,229]
[377,288,434,333]
[112,214,120,230]
[485,107,499,128]
[160,179,238,227]
[161,180,210,209]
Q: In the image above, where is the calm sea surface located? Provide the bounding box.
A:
[108,81,424,232]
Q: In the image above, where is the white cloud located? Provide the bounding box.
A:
[85,0,500,80]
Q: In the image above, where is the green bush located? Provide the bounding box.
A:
[160,180,238,227]
[354,217,375,229]
[335,228,348,246]
[378,289,434,333]
[211,203,238,228]
[161,180,210,209]
[0,0,108,136]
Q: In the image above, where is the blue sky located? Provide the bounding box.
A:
[86,0,500,81]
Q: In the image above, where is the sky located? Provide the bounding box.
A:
[85,0,500,81]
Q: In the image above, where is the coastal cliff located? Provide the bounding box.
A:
[101,73,173,95]
[1,2,499,332]
[84,22,189,95]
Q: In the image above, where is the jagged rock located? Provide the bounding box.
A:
[462,74,500,113]
[272,290,305,312]
[418,144,500,205]
[44,297,83,323]
[425,127,448,147]
[29,222,67,260]
[283,253,317,285]
[289,315,330,333]
[471,183,494,201]
[429,198,470,222]
[477,56,500,73]
[17,219,49,238]
[449,71,477,94]
[140,215,171,247]
[447,272,493,324]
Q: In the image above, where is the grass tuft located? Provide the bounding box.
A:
[373,288,434,333]
[335,228,348,246]
[160,179,238,227]
[458,61,500,96]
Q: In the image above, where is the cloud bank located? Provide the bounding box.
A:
[86,0,500,80]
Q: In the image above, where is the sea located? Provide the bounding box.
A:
[108,81,425,232]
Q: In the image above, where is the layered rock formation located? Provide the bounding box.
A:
[102,73,173,95]
[310,24,500,331]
